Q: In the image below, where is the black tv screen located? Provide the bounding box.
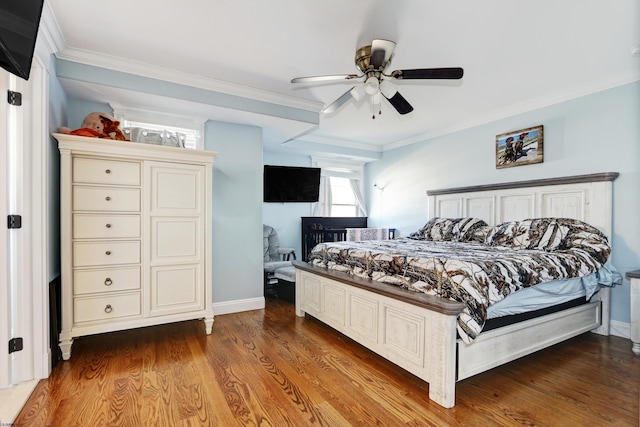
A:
[0,0,44,80]
[264,165,321,203]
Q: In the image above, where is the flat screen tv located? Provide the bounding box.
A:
[0,0,44,80]
[264,165,321,203]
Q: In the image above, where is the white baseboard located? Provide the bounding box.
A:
[609,320,630,339]
[213,297,265,316]
[0,379,39,425]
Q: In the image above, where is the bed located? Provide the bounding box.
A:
[293,172,620,408]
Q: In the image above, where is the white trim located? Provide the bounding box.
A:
[212,297,265,316]
[7,72,31,384]
[609,320,630,340]
[28,55,52,379]
[39,0,66,54]
[56,47,323,113]
[0,379,39,425]
[0,69,10,389]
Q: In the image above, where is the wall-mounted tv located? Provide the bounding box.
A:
[264,165,321,203]
[0,0,44,80]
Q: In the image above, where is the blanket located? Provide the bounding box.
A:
[308,217,613,343]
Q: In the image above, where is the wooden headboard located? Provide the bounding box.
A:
[427,172,619,237]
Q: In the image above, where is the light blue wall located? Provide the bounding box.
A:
[205,121,264,303]
[262,152,315,259]
[64,100,112,129]
[365,81,640,324]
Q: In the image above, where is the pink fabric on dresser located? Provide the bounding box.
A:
[346,228,389,241]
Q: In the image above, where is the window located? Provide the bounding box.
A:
[312,157,368,217]
[111,103,205,150]
[121,119,199,149]
[329,177,358,216]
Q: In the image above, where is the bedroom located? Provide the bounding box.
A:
[0,0,639,424]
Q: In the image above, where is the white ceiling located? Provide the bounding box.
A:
[47,0,640,155]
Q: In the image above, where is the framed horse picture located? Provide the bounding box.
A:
[496,125,543,169]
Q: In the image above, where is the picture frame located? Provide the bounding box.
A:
[496,125,543,169]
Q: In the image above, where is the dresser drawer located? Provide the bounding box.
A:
[73,241,140,267]
[73,186,140,212]
[74,266,141,295]
[74,292,141,323]
[73,214,140,239]
[74,157,140,186]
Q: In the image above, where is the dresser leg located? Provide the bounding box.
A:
[204,316,214,334]
[59,334,73,361]
[632,342,640,356]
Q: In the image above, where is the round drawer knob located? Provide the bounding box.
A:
[105,169,111,174]
[105,250,111,255]
[106,223,112,228]
[104,304,113,313]
[105,196,111,201]
[104,277,112,286]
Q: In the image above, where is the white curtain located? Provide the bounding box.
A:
[350,178,368,217]
[313,175,332,216]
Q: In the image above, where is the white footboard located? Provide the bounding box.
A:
[295,264,464,408]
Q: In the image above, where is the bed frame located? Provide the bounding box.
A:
[293,172,618,408]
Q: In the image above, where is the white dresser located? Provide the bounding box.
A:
[56,134,216,360]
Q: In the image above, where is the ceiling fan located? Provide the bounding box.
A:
[291,39,463,119]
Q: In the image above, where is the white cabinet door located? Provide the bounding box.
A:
[147,162,205,316]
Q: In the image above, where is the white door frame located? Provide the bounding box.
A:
[28,55,51,380]
[0,65,10,390]
[0,55,50,389]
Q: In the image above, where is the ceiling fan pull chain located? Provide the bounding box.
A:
[371,97,376,119]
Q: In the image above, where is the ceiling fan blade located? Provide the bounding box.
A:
[291,74,360,83]
[370,39,396,70]
[391,67,464,80]
[322,88,355,114]
[383,91,413,115]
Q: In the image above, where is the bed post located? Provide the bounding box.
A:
[424,312,458,408]
[295,268,305,317]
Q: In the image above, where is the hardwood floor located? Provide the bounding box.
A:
[15,299,640,426]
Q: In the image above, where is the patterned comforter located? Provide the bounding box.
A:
[308,217,613,343]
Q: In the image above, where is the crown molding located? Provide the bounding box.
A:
[55,47,324,113]
[37,0,66,57]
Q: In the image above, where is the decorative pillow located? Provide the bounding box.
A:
[526,218,570,251]
[409,217,489,242]
[486,218,570,251]
[466,224,494,243]
[556,218,610,264]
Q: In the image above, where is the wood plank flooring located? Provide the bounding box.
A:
[15,299,640,426]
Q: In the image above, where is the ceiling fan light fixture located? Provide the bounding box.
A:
[350,85,365,101]
[364,76,380,95]
[379,79,397,98]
